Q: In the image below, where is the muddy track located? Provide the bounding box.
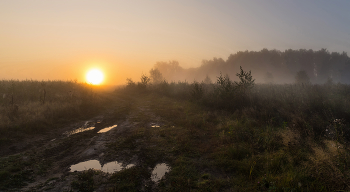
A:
[20,119,127,190]
[12,98,169,191]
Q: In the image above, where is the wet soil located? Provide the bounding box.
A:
[1,98,170,191]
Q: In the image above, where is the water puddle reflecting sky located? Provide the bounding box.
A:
[70,159,134,173]
[151,163,171,182]
[63,123,117,136]
[150,123,160,128]
[64,121,96,136]
[65,126,95,136]
[98,125,117,133]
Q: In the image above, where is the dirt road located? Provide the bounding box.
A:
[0,95,172,191]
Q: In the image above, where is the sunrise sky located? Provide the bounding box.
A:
[1,0,350,85]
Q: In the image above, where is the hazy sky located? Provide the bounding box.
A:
[1,0,350,84]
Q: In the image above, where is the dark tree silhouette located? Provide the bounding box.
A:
[152,49,350,84]
[235,66,255,92]
[264,72,274,84]
[295,70,310,84]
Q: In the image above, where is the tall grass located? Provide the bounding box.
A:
[0,80,104,140]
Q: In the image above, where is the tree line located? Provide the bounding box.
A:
[149,48,350,84]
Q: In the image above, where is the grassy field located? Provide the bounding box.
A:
[0,80,112,145]
[107,84,349,191]
[0,76,349,191]
[109,71,350,191]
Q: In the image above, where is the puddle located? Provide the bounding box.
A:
[70,159,134,173]
[64,121,96,136]
[98,125,117,133]
[103,161,134,173]
[150,123,160,128]
[65,126,95,136]
[70,160,101,172]
[151,163,171,182]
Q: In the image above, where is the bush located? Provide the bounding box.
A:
[215,72,234,100]
[190,81,204,100]
[126,78,136,89]
[137,74,151,90]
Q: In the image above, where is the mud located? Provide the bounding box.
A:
[15,116,128,191]
[3,100,172,191]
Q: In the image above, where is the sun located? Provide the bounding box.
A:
[86,69,104,85]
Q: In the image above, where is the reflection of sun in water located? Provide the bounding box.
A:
[86,69,104,85]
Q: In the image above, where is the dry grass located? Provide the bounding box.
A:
[0,80,108,141]
[279,128,300,147]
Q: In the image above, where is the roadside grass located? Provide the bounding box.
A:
[0,80,116,191]
[71,169,101,192]
[0,80,112,147]
[0,154,35,190]
[0,150,60,191]
[108,166,151,192]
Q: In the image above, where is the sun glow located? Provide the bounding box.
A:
[86,69,104,85]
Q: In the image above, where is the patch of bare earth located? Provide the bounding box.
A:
[18,98,167,191]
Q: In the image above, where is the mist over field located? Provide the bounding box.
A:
[149,49,350,84]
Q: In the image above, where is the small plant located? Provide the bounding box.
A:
[39,82,46,105]
[215,72,234,99]
[125,78,136,89]
[190,81,203,100]
[235,66,255,93]
[138,74,151,89]
[71,169,96,192]
[282,121,288,129]
[158,80,170,94]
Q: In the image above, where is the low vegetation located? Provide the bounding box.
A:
[0,67,350,191]
[114,67,350,191]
